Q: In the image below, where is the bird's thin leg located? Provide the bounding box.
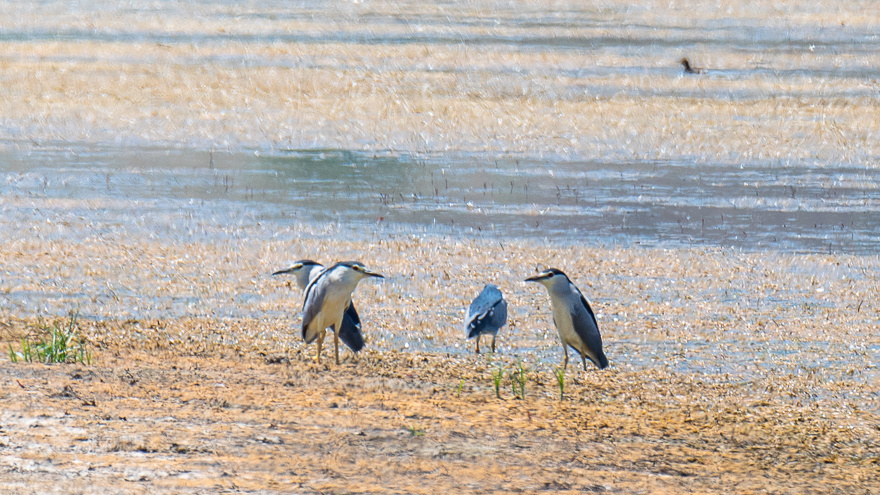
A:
[332,324,340,365]
[562,344,569,370]
[491,334,496,353]
[315,331,325,364]
[582,354,588,372]
[475,335,481,354]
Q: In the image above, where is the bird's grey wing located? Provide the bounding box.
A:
[570,292,608,368]
[571,294,602,342]
[579,292,597,324]
[301,276,327,344]
[337,307,365,353]
[345,300,361,329]
[488,298,508,330]
[465,286,504,338]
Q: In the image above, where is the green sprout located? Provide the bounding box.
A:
[554,366,565,400]
[8,311,92,365]
[491,364,504,399]
[509,357,528,400]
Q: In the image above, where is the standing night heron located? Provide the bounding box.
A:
[272,260,365,354]
[525,268,609,370]
[464,284,508,354]
[301,261,384,364]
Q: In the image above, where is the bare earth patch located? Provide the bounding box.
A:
[1,190,877,494]
[1,336,878,494]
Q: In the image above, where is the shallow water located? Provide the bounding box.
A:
[2,146,877,254]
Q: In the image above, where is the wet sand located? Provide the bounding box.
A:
[1,231,879,493]
[1,1,880,493]
[1,342,877,494]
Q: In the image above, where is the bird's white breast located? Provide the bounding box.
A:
[320,268,363,322]
[547,281,583,351]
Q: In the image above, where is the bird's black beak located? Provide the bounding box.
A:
[524,274,541,282]
[364,269,385,279]
[272,267,297,276]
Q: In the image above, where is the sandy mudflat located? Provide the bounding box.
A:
[1,231,879,493]
[1,0,880,493]
[1,1,880,163]
[0,342,877,494]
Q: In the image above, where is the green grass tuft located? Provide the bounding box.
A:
[491,364,504,399]
[8,311,92,365]
[554,366,565,400]
[509,357,527,400]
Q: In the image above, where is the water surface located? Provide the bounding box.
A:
[2,146,877,254]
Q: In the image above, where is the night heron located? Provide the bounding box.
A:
[525,268,608,370]
[464,284,508,353]
[272,260,365,354]
[301,261,384,364]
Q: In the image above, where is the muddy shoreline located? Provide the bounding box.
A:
[1,330,877,494]
[1,231,878,492]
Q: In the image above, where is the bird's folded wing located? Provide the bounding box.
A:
[301,278,327,343]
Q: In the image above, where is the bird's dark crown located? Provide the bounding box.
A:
[526,268,568,281]
[329,261,384,278]
[337,261,366,269]
[294,259,322,267]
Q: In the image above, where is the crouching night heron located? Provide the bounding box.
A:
[525,268,609,370]
[301,261,384,364]
[464,284,508,353]
[273,260,365,354]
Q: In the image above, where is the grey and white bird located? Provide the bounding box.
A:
[464,284,508,354]
[301,261,384,364]
[273,260,365,354]
[525,268,609,370]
